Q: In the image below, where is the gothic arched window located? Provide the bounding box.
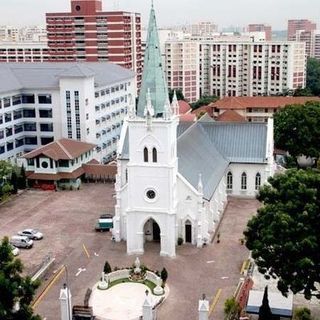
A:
[241,172,247,190]
[144,147,148,162]
[152,147,157,163]
[227,171,233,190]
[255,172,261,190]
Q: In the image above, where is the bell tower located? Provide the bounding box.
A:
[123,3,179,257]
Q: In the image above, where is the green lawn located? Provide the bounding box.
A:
[108,277,158,293]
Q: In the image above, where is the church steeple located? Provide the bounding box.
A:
[137,3,169,117]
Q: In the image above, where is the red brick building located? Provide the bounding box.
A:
[287,19,317,41]
[46,0,142,88]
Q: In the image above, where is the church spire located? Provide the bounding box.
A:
[136,2,169,117]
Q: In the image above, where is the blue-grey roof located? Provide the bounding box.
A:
[199,122,268,163]
[0,63,135,94]
[177,124,229,200]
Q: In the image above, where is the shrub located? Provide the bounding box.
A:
[177,237,183,245]
[224,297,241,320]
[160,267,168,284]
[103,261,112,274]
[293,307,313,320]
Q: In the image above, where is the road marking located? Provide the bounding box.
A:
[76,267,86,277]
[221,276,229,280]
[82,243,90,258]
[209,288,222,316]
[206,260,215,264]
[240,260,247,274]
[32,265,65,309]
[94,252,99,257]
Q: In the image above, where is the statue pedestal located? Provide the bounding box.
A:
[98,280,108,290]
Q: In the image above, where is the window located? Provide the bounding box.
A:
[39,109,52,118]
[241,172,247,190]
[144,147,148,162]
[22,94,35,104]
[125,169,128,183]
[38,94,52,104]
[227,171,233,190]
[152,148,157,163]
[255,172,261,190]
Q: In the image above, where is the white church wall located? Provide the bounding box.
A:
[226,163,268,197]
[177,174,200,245]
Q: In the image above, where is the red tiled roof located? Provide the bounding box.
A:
[179,113,196,122]
[178,100,192,114]
[216,110,246,122]
[211,96,320,110]
[24,139,96,160]
[83,163,117,177]
[26,167,85,181]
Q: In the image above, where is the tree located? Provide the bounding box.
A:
[160,267,168,284]
[224,297,240,320]
[244,169,320,300]
[258,286,272,320]
[293,87,313,97]
[0,237,41,320]
[306,58,320,96]
[10,171,18,194]
[293,307,313,320]
[0,161,14,200]
[274,102,320,159]
[168,89,185,102]
[191,95,218,110]
[18,165,27,190]
[103,261,112,274]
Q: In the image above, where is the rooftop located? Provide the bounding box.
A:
[0,62,135,94]
[24,139,96,161]
[211,96,320,110]
[216,109,246,122]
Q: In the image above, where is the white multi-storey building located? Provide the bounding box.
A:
[165,39,306,101]
[0,63,135,163]
[0,42,49,62]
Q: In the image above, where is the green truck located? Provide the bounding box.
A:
[95,214,113,232]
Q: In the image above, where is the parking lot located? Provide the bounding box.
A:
[0,185,263,320]
[0,183,115,276]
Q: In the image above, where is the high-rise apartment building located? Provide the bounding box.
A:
[287,19,316,40]
[248,24,272,41]
[165,39,306,101]
[46,0,142,88]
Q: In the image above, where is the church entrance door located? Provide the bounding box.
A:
[185,220,192,243]
[152,221,160,242]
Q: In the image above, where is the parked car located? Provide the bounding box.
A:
[10,235,33,249]
[18,229,43,240]
[95,214,113,232]
[10,244,20,256]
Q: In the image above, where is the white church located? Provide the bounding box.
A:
[112,4,274,257]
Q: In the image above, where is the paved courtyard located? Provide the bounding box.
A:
[0,185,261,319]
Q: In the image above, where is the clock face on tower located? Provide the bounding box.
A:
[146,189,156,200]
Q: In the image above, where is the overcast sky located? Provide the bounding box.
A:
[1,0,320,30]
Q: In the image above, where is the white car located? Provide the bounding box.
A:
[18,229,43,240]
[10,244,20,256]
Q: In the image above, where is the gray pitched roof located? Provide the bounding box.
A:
[199,122,268,163]
[0,62,135,94]
[177,124,229,200]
